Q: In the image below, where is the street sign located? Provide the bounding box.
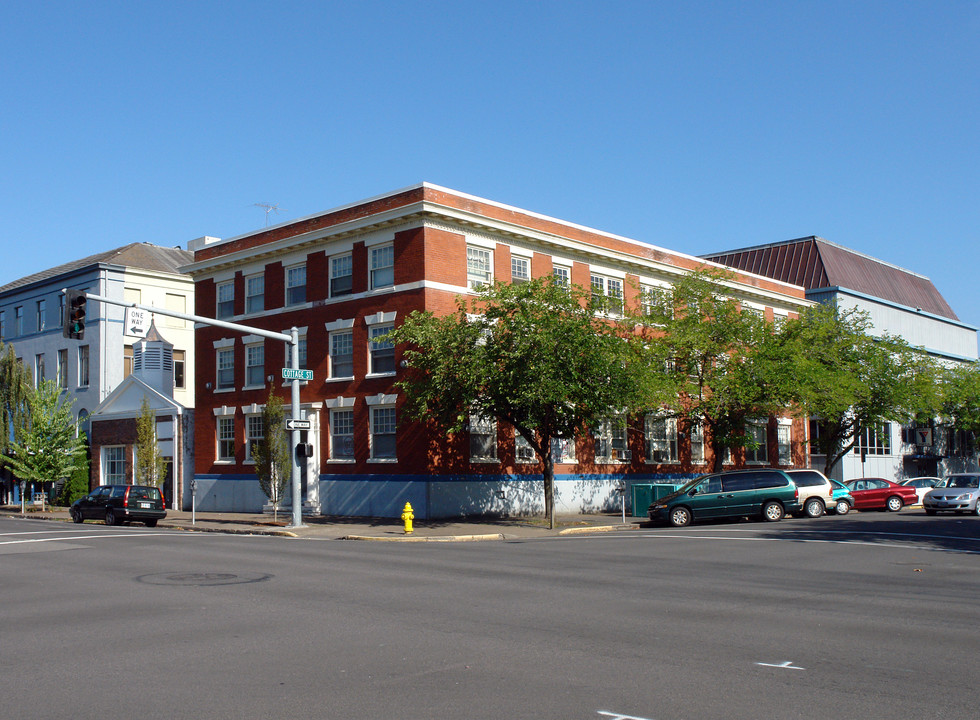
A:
[125,307,150,338]
[281,368,314,381]
[285,419,311,430]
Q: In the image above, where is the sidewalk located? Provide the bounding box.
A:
[0,505,646,541]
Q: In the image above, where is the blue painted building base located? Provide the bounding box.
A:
[186,472,699,519]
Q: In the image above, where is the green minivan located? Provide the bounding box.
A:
[647,469,800,527]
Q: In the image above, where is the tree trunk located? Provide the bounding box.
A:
[543,441,556,530]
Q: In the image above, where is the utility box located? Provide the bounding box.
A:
[630,484,656,518]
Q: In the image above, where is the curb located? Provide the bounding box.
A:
[342,533,507,542]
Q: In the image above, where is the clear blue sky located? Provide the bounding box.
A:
[3,1,978,333]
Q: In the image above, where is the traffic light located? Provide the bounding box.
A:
[63,289,87,340]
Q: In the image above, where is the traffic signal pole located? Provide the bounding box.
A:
[74,290,307,529]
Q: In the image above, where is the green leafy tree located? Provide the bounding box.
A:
[253,392,290,522]
[135,396,168,487]
[781,303,937,476]
[938,360,980,437]
[389,277,666,529]
[640,267,796,472]
[0,379,84,509]
[56,443,91,507]
[0,343,33,463]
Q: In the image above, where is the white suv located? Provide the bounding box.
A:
[786,469,837,518]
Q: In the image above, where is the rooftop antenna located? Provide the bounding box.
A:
[253,203,285,227]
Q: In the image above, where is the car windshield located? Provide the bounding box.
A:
[129,486,162,500]
[944,476,980,489]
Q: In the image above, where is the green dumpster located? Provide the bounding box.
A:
[630,484,656,518]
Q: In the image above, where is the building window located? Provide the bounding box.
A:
[370,245,394,290]
[855,423,892,456]
[298,337,307,368]
[746,421,768,464]
[469,413,497,462]
[467,246,492,289]
[370,406,397,460]
[217,417,235,461]
[286,264,306,306]
[0,310,6,340]
[369,325,395,374]
[217,282,234,319]
[330,254,353,297]
[330,330,354,378]
[57,349,68,389]
[246,275,265,314]
[173,349,185,389]
[515,433,536,463]
[15,306,23,336]
[104,446,126,484]
[217,349,234,390]
[330,409,355,460]
[165,293,186,328]
[594,417,629,462]
[124,345,133,378]
[245,415,264,462]
[553,265,570,287]
[511,256,530,284]
[36,299,46,332]
[551,437,576,463]
[777,423,791,465]
[34,354,45,386]
[245,344,265,387]
[591,274,623,313]
[645,415,678,463]
[78,345,90,387]
[690,422,705,465]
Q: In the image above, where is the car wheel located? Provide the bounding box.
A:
[145,519,158,528]
[105,509,118,526]
[886,495,903,512]
[974,502,980,517]
[834,500,851,516]
[762,501,784,522]
[70,508,83,524]
[669,506,692,527]
[925,509,937,516]
[804,498,824,518]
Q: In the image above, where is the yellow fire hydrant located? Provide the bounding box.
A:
[401,502,415,534]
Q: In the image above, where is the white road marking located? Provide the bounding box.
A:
[0,533,175,546]
[597,712,657,720]
[756,660,805,670]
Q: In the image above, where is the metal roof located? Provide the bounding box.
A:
[703,237,958,321]
[0,243,193,295]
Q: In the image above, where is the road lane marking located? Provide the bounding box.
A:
[756,660,805,670]
[0,533,176,546]
[597,712,657,720]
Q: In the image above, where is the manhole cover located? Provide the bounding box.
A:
[136,572,273,586]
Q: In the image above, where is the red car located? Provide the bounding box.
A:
[844,477,918,512]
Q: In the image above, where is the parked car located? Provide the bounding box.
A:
[786,469,838,517]
[922,474,980,516]
[844,477,918,512]
[70,485,167,527]
[899,476,939,505]
[828,479,854,515]
[648,469,800,527]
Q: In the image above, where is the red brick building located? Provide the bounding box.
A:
[183,184,810,517]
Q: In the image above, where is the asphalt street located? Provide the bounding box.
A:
[1,512,977,720]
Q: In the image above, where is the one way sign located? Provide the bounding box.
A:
[125,307,150,338]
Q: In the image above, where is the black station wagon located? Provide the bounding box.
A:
[70,485,167,527]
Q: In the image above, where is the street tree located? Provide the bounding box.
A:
[135,396,168,488]
[0,343,33,463]
[388,277,665,529]
[0,379,84,509]
[781,303,937,476]
[938,360,980,434]
[253,392,290,522]
[639,267,797,472]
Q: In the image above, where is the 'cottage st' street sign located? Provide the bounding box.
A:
[282,368,314,381]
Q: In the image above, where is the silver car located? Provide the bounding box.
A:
[922,474,980,516]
